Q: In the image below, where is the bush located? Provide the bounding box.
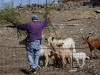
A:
[0,3,19,24]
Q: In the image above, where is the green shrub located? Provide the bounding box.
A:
[0,3,19,24]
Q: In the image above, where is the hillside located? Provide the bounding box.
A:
[0,2,100,75]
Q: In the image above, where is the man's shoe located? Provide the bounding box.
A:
[33,68,37,73]
[28,68,34,72]
[33,71,37,73]
[28,68,37,73]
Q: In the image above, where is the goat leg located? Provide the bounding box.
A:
[94,48,99,58]
[44,57,48,69]
[90,49,93,59]
[81,59,85,69]
[38,65,41,69]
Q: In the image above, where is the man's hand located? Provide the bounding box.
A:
[12,22,16,25]
[46,14,50,19]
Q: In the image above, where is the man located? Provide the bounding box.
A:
[12,14,50,73]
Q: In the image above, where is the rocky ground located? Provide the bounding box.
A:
[0,2,100,75]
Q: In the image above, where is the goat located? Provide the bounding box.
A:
[39,45,52,69]
[67,44,90,69]
[82,36,100,58]
[72,51,90,68]
[45,37,76,52]
[57,43,72,69]
[49,43,72,69]
[49,50,62,68]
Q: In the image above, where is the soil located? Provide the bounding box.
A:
[0,3,100,75]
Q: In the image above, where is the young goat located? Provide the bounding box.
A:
[82,36,100,58]
[49,50,62,68]
[70,47,90,68]
[39,45,52,69]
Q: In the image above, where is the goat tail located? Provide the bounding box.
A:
[86,56,90,60]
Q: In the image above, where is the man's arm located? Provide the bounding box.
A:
[12,22,28,30]
[42,14,50,27]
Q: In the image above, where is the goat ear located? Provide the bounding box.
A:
[82,37,84,39]
[45,38,47,41]
[56,44,58,47]
[59,37,61,39]
[62,43,64,44]
[87,36,89,39]
[49,51,51,53]
[52,37,54,41]
[50,51,54,54]
[57,37,61,39]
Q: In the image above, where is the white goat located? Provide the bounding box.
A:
[70,47,90,68]
[45,37,76,52]
[39,45,51,69]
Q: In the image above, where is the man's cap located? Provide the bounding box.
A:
[32,14,38,19]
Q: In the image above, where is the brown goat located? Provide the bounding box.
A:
[82,36,100,58]
[49,51,62,68]
[49,43,72,69]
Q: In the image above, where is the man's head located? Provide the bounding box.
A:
[32,14,38,20]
